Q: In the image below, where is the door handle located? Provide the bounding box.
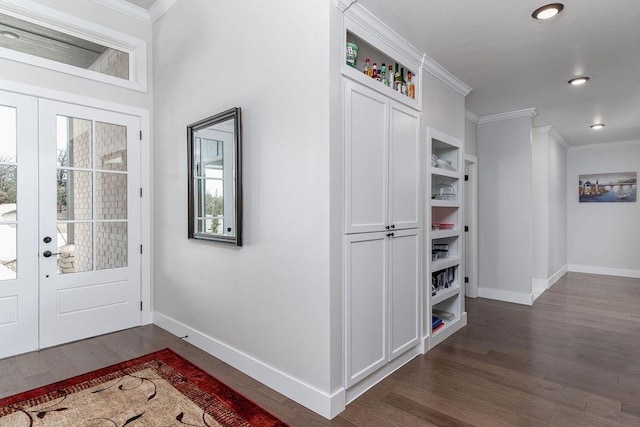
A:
[386,232,394,237]
[42,250,62,258]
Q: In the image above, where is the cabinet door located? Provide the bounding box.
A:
[389,228,420,360]
[389,102,420,230]
[344,232,387,387]
[343,79,389,234]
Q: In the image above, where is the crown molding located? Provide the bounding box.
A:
[340,1,423,71]
[478,108,538,124]
[149,0,178,23]
[549,127,570,150]
[422,54,472,97]
[90,0,150,23]
[335,0,357,13]
[533,125,570,149]
[465,109,480,124]
[569,139,640,151]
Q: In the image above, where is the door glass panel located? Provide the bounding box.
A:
[96,222,127,270]
[96,172,127,220]
[0,105,16,160]
[56,222,93,274]
[96,122,127,171]
[57,116,92,169]
[57,170,93,220]
[0,224,16,280]
[0,105,17,280]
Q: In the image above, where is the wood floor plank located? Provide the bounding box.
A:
[1,272,639,425]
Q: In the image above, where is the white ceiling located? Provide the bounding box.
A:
[122,0,639,146]
[357,0,640,146]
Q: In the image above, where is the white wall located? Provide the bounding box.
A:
[568,141,640,276]
[532,127,568,297]
[0,0,152,110]
[477,116,534,302]
[547,132,567,277]
[152,0,333,403]
[465,117,478,156]
[422,74,466,140]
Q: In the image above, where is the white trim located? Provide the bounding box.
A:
[532,279,547,301]
[549,127,570,150]
[478,108,538,124]
[464,154,478,299]
[422,54,472,96]
[338,1,471,97]
[465,109,480,124]
[569,139,640,151]
[149,0,179,23]
[345,346,419,405]
[341,2,423,70]
[0,0,148,92]
[478,287,533,306]
[548,265,568,287]
[90,0,151,23]
[153,312,345,420]
[533,125,570,150]
[568,265,640,279]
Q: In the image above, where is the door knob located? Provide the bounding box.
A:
[42,250,61,258]
[43,236,52,243]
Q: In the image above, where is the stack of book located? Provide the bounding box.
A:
[432,316,445,333]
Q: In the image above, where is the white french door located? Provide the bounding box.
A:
[0,91,142,358]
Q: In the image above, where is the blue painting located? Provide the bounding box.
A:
[579,172,637,203]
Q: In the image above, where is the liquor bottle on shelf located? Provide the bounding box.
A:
[363,58,372,77]
[386,64,393,86]
[407,71,415,99]
[394,63,401,91]
[372,62,378,80]
[400,67,407,95]
[380,63,387,85]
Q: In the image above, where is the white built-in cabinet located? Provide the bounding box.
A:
[342,77,421,387]
[344,228,419,387]
[344,79,420,234]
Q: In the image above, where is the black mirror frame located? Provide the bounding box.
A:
[187,107,242,246]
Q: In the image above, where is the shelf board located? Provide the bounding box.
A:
[430,167,461,179]
[430,312,467,348]
[431,257,460,271]
[431,229,461,239]
[342,64,420,111]
[430,199,460,208]
[431,285,461,306]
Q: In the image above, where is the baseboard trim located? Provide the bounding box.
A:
[532,279,547,302]
[549,265,568,287]
[152,311,345,419]
[568,265,640,279]
[478,287,533,306]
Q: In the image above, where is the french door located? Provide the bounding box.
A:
[0,91,142,358]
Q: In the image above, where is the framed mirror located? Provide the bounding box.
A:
[187,107,242,245]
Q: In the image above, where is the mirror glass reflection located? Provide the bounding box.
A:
[188,108,241,245]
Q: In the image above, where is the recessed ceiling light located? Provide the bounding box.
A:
[532,3,564,20]
[0,31,19,40]
[590,123,605,130]
[568,76,590,86]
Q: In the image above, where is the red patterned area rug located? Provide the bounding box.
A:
[0,348,288,426]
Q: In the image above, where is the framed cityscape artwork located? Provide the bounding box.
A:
[578,172,637,203]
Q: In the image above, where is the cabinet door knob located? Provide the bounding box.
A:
[390,224,395,229]
[385,225,390,230]
[386,232,394,237]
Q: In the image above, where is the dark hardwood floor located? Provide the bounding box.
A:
[1,272,639,426]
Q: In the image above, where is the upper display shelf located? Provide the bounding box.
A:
[346,32,417,102]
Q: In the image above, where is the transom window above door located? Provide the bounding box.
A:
[0,4,147,92]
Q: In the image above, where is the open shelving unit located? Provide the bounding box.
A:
[424,127,467,350]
